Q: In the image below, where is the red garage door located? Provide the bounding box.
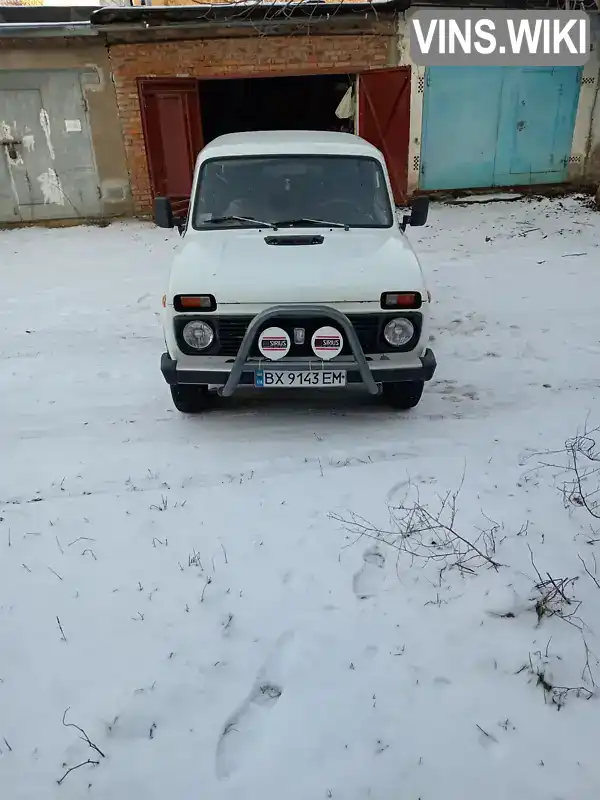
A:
[358,67,411,205]
[138,78,203,217]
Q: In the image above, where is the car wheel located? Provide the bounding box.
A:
[382,380,424,410]
[170,385,212,414]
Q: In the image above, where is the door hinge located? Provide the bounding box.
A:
[97,185,102,199]
[420,161,425,175]
[82,96,88,113]
[426,72,431,87]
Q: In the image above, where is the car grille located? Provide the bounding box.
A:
[213,313,421,357]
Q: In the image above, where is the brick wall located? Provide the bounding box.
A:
[108,31,395,214]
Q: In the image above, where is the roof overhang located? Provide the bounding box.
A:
[408,0,598,7]
[0,21,98,38]
[0,4,100,37]
[90,0,409,29]
[0,5,100,23]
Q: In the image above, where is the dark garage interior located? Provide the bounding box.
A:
[197,72,355,143]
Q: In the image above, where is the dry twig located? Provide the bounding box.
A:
[57,759,99,785]
[56,616,67,643]
[201,576,212,603]
[330,479,502,574]
[579,554,600,590]
[533,424,600,525]
[62,708,106,759]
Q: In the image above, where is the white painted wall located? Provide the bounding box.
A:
[397,13,423,199]
[588,84,600,183]
[569,18,600,183]
[581,14,600,185]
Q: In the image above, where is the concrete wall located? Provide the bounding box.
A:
[0,38,132,217]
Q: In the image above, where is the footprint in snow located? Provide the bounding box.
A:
[353,547,386,599]
[385,478,410,504]
[215,630,294,780]
[215,684,282,779]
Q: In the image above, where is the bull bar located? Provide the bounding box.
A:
[161,304,437,397]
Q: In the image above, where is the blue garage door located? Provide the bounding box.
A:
[419,66,582,191]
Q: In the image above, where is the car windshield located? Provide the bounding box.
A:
[191,154,394,230]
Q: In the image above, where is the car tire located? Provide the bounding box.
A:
[170,385,212,414]
[382,380,424,410]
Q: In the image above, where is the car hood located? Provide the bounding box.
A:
[168,228,425,304]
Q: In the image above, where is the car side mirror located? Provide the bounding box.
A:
[154,196,186,235]
[410,196,429,227]
[154,196,174,229]
[399,195,430,232]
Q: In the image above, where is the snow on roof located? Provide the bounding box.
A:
[198,130,384,161]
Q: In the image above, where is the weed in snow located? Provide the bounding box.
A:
[331,476,502,578]
[188,549,203,569]
[519,650,594,710]
[333,426,600,715]
[57,708,106,785]
[149,495,169,512]
[526,546,582,628]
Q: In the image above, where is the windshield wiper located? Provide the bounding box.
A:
[206,215,277,229]
[273,217,350,231]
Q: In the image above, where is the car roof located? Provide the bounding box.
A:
[196,130,384,162]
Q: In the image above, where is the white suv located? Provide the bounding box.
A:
[155,130,436,413]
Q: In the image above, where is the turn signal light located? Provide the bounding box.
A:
[173,294,217,312]
[380,292,422,310]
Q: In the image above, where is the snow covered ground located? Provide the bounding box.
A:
[2,195,600,800]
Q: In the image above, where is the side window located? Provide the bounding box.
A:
[372,165,392,225]
[195,165,214,214]
[195,164,233,219]
[197,175,207,211]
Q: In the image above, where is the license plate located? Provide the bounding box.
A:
[254,369,347,388]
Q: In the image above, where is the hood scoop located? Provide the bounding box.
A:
[264,235,324,246]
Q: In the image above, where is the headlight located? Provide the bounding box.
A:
[383,318,414,347]
[182,320,214,350]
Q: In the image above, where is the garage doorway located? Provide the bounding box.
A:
[138,66,410,211]
[198,73,355,143]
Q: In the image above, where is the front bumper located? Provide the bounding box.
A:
[161,304,437,397]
